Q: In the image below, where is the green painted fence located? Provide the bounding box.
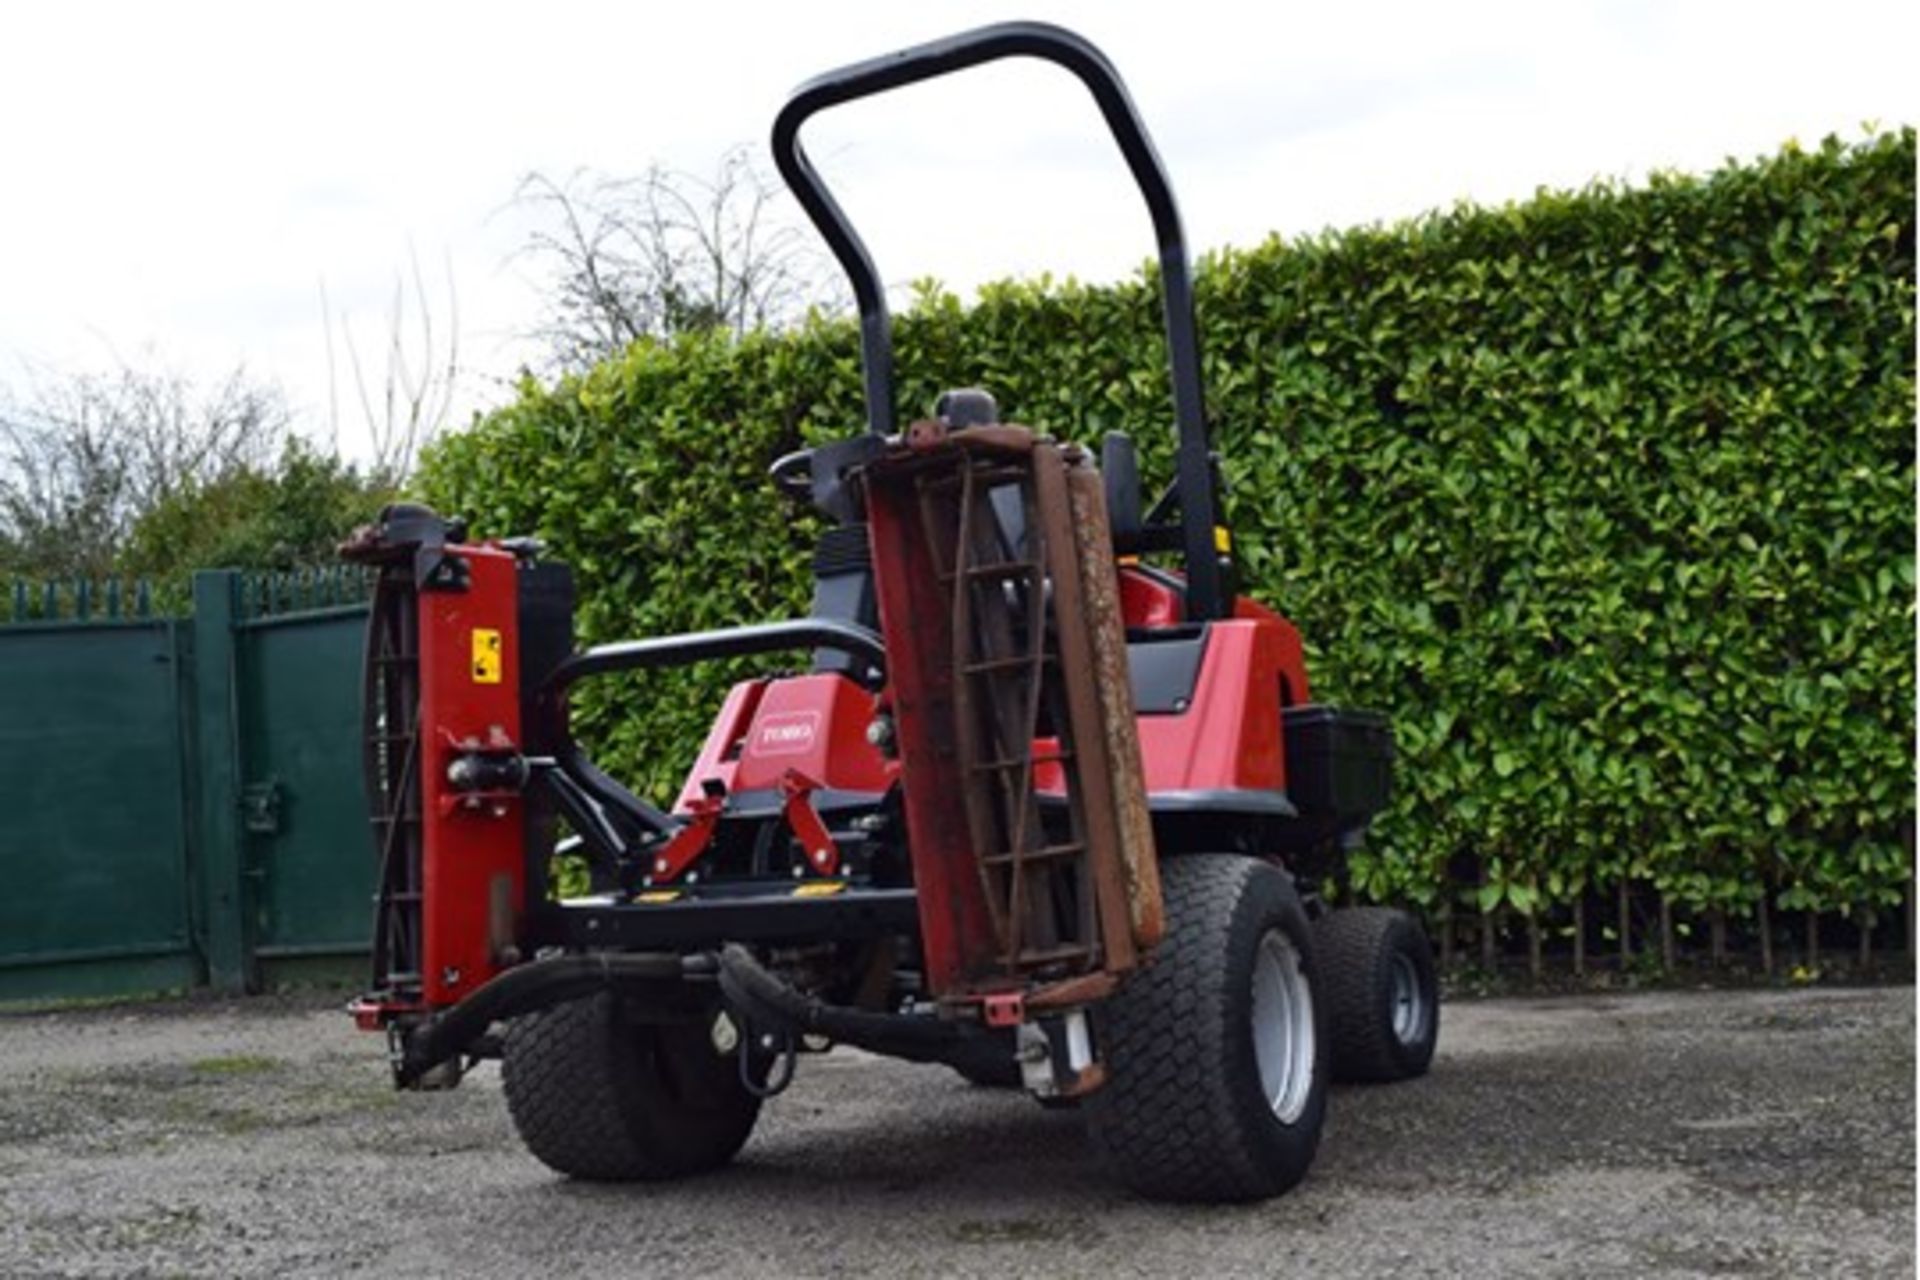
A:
[0,570,374,1002]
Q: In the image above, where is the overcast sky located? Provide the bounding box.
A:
[1,0,1912,461]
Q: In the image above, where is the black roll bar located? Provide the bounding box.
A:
[771,20,1228,620]
[545,618,886,694]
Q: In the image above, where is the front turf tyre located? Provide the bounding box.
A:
[1085,855,1328,1203]
[502,992,760,1181]
[1315,906,1440,1083]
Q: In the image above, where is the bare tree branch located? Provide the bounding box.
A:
[510,144,847,371]
[324,245,461,485]
[0,360,288,578]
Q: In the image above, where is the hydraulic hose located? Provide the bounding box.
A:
[715,944,1006,1074]
[397,951,690,1085]
[400,946,1014,1085]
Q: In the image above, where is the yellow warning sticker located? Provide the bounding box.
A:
[1213,526,1233,553]
[471,628,503,684]
[792,881,848,898]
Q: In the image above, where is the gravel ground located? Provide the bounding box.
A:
[0,984,1910,1278]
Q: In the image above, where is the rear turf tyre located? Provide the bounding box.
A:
[1315,907,1439,1083]
[1085,855,1328,1202]
[502,992,760,1181]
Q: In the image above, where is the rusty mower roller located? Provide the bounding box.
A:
[341,21,1410,1204]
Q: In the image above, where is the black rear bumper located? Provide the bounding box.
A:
[1273,704,1394,854]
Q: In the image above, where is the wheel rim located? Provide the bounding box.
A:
[1389,951,1429,1046]
[1249,929,1315,1124]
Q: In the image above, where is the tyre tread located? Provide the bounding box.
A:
[1086,855,1325,1202]
[501,993,758,1181]
[1316,906,1439,1084]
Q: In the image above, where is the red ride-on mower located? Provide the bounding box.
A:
[341,21,1434,1203]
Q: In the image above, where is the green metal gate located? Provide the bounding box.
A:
[0,570,375,1002]
[237,600,377,975]
[0,608,195,1001]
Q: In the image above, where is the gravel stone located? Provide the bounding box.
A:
[0,985,1910,1277]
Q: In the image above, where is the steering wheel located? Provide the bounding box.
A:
[769,448,815,504]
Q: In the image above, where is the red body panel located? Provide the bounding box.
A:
[417,546,525,1006]
[669,565,1315,843]
[1033,567,1312,798]
[1117,565,1185,629]
[1029,618,1309,796]
[675,673,892,812]
[674,679,767,812]
[1134,619,1290,793]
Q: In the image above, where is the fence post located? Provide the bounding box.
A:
[191,570,254,992]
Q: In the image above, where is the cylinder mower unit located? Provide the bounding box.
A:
[341,21,1429,1204]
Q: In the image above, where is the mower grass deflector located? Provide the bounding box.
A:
[343,20,1421,1203]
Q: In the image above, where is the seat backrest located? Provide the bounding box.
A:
[809,523,878,674]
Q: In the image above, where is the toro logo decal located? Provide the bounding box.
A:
[752,710,820,757]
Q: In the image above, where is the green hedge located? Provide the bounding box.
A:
[422,130,1915,930]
